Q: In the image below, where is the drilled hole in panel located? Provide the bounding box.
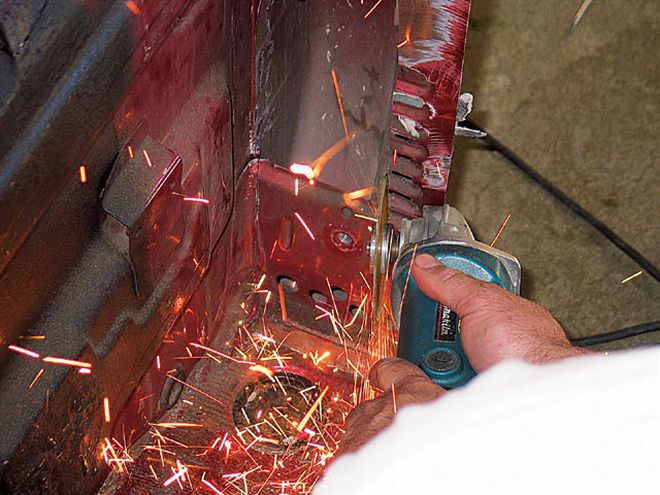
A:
[309,291,328,304]
[277,275,299,293]
[331,287,348,302]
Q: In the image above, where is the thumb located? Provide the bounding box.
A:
[411,253,505,317]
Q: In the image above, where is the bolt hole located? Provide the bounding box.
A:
[331,287,348,302]
[277,275,299,293]
[309,290,328,304]
[341,207,353,218]
[348,305,360,316]
[331,230,355,250]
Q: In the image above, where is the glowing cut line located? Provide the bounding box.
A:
[289,163,315,180]
[294,212,316,240]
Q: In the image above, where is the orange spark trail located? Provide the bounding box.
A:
[249,364,275,381]
[127,145,134,158]
[152,422,204,428]
[277,283,288,321]
[183,197,210,204]
[344,186,376,201]
[331,69,349,140]
[29,369,44,389]
[43,356,92,368]
[391,383,397,413]
[8,345,40,359]
[294,212,316,240]
[142,149,153,168]
[201,479,225,494]
[310,134,354,178]
[125,1,141,15]
[294,178,300,196]
[79,165,88,184]
[296,385,329,432]
[78,368,92,375]
[490,213,512,247]
[397,24,412,48]
[103,397,111,423]
[364,0,384,19]
[163,464,188,487]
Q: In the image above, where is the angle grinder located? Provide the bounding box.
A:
[370,177,521,389]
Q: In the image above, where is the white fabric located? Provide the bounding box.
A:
[315,348,660,495]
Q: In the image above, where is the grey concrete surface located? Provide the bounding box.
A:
[447,0,660,349]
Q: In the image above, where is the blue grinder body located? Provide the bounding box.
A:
[392,241,520,389]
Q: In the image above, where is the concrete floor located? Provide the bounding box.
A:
[447,0,660,349]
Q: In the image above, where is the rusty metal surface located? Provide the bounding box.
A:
[394,0,471,205]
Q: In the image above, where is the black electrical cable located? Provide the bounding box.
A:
[465,118,660,285]
[571,321,660,347]
[464,118,660,346]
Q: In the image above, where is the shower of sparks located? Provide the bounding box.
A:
[289,163,315,180]
[103,397,112,423]
[142,149,154,168]
[621,270,644,284]
[100,249,394,494]
[294,212,316,240]
[363,0,384,19]
[7,344,40,359]
[125,1,141,15]
[29,369,45,389]
[490,213,511,247]
[331,69,350,140]
[79,165,88,184]
[183,196,210,204]
[42,356,92,369]
[127,145,134,158]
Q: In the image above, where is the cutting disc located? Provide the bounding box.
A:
[371,174,392,323]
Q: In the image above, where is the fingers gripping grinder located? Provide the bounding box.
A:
[371,187,522,389]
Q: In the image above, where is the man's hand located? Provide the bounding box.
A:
[340,357,443,453]
[341,253,588,453]
[412,254,588,372]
